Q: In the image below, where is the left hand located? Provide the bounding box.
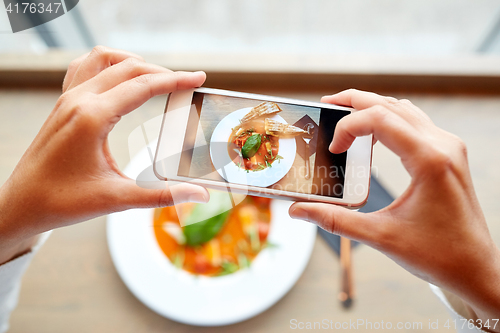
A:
[0,46,209,264]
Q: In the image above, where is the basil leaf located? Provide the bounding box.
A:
[182,190,232,246]
[241,134,261,159]
[183,210,230,246]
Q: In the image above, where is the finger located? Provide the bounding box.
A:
[62,52,89,93]
[322,89,430,124]
[321,89,395,110]
[117,179,209,208]
[329,105,423,166]
[380,97,432,124]
[76,57,171,94]
[289,202,383,244]
[67,46,145,91]
[99,71,206,118]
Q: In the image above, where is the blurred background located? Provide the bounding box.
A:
[1,1,500,332]
[2,0,500,55]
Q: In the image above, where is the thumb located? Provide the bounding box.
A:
[121,180,209,208]
[168,182,210,206]
[289,202,381,244]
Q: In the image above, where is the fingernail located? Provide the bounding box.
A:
[188,192,209,203]
[290,207,309,221]
[329,142,342,154]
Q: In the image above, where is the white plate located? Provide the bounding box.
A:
[209,107,296,187]
[106,144,317,326]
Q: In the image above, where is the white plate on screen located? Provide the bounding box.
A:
[209,107,296,188]
[106,144,317,326]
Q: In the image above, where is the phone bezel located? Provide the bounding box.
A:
[153,88,373,207]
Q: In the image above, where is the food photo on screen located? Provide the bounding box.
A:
[177,92,350,198]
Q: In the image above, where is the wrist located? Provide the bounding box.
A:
[0,235,39,265]
[0,181,40,264]
[452,244,500,329]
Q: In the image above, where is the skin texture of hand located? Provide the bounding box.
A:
[0,46,209,265]
[289,89,500,328]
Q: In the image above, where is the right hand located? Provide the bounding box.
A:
[289,89,500,324]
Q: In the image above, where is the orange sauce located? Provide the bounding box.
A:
[154,196,272,276]
[227,120,279,171]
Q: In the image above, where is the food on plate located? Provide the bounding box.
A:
[240,102,282,123]
[228,121,282,171]
[265,118,307,136]
[228,102,304,172]
[154,191,273,276]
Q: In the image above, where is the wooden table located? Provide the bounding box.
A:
[3,88,500,332]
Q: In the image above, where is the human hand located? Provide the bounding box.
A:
[289,89,500,324]
[0,46,209,264]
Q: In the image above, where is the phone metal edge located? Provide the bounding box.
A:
[152,93,170,182]
[195,87,356,113]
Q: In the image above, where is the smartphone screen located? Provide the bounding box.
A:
[175,92,350,198]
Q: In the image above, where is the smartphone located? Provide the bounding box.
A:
[153,88,372,207]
